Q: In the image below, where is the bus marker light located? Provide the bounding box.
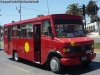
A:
[70,41,75,46]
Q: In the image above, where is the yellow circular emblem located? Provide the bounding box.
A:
[24,42,29,52]
[70,41,75,46]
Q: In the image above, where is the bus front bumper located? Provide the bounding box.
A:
[60,53,96,66]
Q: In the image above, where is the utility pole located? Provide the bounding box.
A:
[20,2,21,21]
[47,0,49,15]
[16,1,21,21]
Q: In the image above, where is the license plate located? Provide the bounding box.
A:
[86,50,91,54]
[81,56,87,60]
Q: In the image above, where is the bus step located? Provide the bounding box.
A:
[34,61,41,64]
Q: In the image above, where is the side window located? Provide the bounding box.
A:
[21,24,27,38]
[17,25,21,37]
[42,20,52,36]
[26,23,33,38]
[21,23,33,38]
[12,25,17,38]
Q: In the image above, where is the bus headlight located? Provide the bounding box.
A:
[63,48,71,53]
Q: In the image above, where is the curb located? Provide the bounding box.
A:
[94,49,100,52]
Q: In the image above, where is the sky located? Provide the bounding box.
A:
[0,0,100,26]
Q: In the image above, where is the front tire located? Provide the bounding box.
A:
[13,51,19,62]
[50,57,63,73]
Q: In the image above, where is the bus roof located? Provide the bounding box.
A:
[4,14,82,27]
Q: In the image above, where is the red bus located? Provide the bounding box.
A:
[4,14,96,73]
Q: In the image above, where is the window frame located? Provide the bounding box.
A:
[12,25,17,38]
[21,23,33,38]
[42,20,52,36]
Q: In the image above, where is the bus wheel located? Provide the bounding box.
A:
[14,51,19,62]
[50,57,63,73]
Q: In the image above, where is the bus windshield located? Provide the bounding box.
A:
[54,20,85,38]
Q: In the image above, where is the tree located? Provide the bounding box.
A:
[86,0,100,34]
[86,0,99,22]
[90,15,100,23]
[65,3,82,16]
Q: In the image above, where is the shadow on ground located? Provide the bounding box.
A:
[8,58,100,75]
[8,58,50,71]
[60,61,100,75]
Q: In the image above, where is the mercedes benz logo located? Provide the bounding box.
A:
[81,46,85,51]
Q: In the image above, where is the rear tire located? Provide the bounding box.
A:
[13,51,19,62]
[50,57,63,73]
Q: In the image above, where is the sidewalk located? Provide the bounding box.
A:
[94,49,100,53]
[87,32,100,38]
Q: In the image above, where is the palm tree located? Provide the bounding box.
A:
[90,15,100,23]
[86,0,100,34]
[66,3,82,16]
[86,0,99,22]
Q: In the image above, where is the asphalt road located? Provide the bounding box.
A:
[0,50,100,75]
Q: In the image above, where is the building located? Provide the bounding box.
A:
[86,21,100,32]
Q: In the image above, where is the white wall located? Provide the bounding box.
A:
[86,21,100,32]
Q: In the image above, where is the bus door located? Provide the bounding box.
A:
[7,27,12,55]
[33,24,41,62]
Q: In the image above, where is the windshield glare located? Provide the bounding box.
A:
[55,24,85,38]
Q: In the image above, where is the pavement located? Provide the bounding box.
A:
[94,49,100,53]
[87,32,100,38]
[0,50,100,75]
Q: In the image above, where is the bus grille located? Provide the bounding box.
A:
[71,45,91,52]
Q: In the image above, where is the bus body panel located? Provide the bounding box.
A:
[4,36,9,54]
[60,53,96,66]
[12,38,24,58]
[41,36,52,64]
[12,38,34,61]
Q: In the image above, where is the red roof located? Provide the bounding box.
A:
[4,14,82,26]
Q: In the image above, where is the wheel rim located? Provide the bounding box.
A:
[14,52,18,61]
[50,59,58,71]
